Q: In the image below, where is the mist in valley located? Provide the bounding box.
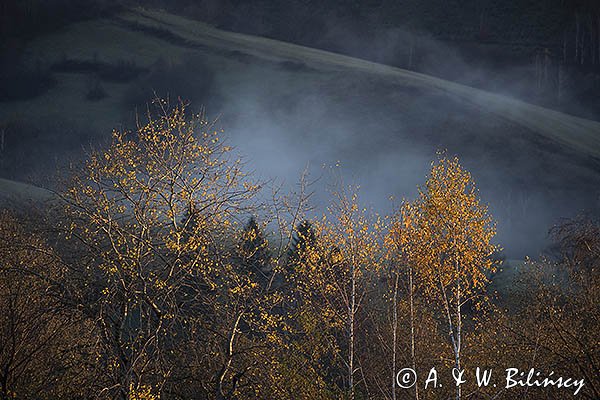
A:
[1,4,600,260]
[215,60,600,258]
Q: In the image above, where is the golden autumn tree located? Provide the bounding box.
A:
[400,157,499,400]
[289,183,384,399]
[385,206,420,400]
[58,99,269,399]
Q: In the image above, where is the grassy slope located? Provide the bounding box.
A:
[2,17,188,135]
[0,178,54,202]
[121,8,600,159]
[2,7,599,158]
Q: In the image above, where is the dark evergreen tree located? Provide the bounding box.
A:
[287,220,316,269]
[238,216,272,281]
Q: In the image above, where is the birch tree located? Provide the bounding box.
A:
[385,205,420,400]
[291,185,384,399]
[401,157,499,400]
[59,99,261,399]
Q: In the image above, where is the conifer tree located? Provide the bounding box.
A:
[238,216,272,281]
[287,220,316,268]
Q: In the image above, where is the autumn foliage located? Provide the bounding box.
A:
[0,102,597,399]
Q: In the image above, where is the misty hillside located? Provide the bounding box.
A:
[1,7,600,257]
[4,0,600,118]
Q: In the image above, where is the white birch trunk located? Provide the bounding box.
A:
[349,262,356,400]
[409,266,419,400]
[391,272,398,400]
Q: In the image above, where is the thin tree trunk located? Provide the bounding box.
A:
[349,263,356,400]
[409,266,419,400]
[591,15,596,65]
[576,13,580,63]
[438,276,458,388]
[563,29,568,64]
[120,302,132,400]
[391,271,398,400]
[408,36,415,69]
[597,15,600,69]
[455,272,462,400]
[543,49,549,89]
[479,12,485,37]
[557,63,563,100]
[217,312,243,400]
[559,31,566,100]
[535,52,541,92]
[580,14,585,65]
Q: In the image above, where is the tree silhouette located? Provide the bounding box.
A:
[287,220,316,269]
[238,216,272,281]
